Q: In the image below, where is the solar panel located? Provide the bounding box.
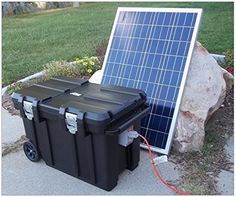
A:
[100,7,202,154]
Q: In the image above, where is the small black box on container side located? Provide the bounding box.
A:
[12,77,150,191]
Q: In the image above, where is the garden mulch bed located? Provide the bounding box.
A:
[2,94,20,116]
[169,88,234,194]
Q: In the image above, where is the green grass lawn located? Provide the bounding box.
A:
[2,2,234,86]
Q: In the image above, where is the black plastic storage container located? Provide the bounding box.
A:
[12,77,149,191]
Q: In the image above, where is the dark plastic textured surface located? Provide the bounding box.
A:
[42,82,146,125]
[12,77,149,191]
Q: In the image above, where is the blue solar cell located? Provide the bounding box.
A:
[156,41,164,53]
[185,13,193,25]
[159,117,169,132]
[177,13,187,26]
[164,13,172,25]
[101,8,202,154]
[167,87,176,101]
[170,42,179,54]
[157,13,165,24]
[163,71,172,84]
[174,27,183,40]
[170,72,179,85]
[148,130,157,146]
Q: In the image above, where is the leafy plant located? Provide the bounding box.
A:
[8,81,23,95]
[73,56,101,76]
[44,61,81,78]
[7,77,49,95]
[7,57,101,94]
[222,49,234,74]
[44,57,101,78]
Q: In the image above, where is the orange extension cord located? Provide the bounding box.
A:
[139,134,189,195]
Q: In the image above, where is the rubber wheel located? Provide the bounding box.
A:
[23,141,40,162]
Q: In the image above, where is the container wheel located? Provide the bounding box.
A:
[23,141,41,162]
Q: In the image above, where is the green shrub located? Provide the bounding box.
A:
[44,61,81,78]
[73,56,101,76]
[7,76,49,95]
[44,57,101,78]
[8,57,101,94]
[8,81,23,95]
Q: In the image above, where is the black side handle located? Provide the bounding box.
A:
[106,105,150,134]
[118,105,150,132]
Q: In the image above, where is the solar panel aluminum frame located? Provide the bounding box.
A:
[98,7,203,155]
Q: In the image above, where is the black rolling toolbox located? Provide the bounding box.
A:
[12,77,150,191]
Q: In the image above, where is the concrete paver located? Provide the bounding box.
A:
[2,150,178,195]
[1,107,180,195]
[225,135,234,163]
[1,108,24,145]
[216,170,234,195]
[1,107,234,195]
[216,135,234,195]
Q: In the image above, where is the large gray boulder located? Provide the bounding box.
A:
[89,42,234,153]
[173,42,233,152]
[2,2,73,16]
[2,2,39,17]
[2,2,14,16]
[35,2,46,9]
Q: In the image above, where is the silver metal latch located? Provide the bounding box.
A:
[23,101,33,120]
[65,112,78,134]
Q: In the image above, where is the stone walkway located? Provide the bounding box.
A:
[1,108,179,195]
[216,136,234,194]
[1,108,234,195]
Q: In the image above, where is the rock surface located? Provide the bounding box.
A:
[89,69,103,83]
[73,2,81,8]
[2,2,39,17]
[46,2,73,9]
[173,42,234,152]
[89,42,234,153]
[2,2,73,17]
[35,2,46,9]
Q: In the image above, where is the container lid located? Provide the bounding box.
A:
[42,81,146,123]
[12,77,88,103]
[12,77,147,129]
